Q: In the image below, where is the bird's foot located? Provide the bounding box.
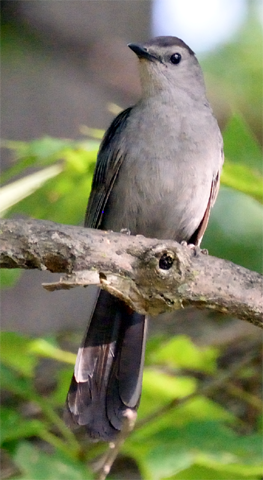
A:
[181,241,208,256]
[120,228,131,235]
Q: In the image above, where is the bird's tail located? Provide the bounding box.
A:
[65,289,147,441]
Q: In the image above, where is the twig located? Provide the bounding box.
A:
[94,409,137,480]
[224,382,263,411]
[136,353,256,431]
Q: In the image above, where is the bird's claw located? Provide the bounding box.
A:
[181,241,208,256]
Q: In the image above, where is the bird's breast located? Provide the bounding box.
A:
[101,102,220,242]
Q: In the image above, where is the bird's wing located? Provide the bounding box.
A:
[190,147,224,246]
[84,107,132,229]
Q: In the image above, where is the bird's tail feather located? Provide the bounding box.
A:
[65,290,147,441]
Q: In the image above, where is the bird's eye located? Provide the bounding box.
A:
[170,53,181,64]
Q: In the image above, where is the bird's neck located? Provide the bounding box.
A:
[139,83,209,113]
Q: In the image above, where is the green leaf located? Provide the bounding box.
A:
[221,161,263,203]
[0,407,44,445]
[0,332,38,377]
[29,338,76,364]
[4,146,97,224]
[170,464,259,480]
[221,114,263,203]
[0,165,63,215]
[136,394,234,443]
[1,136,98,224]
[204,186,263,273]
[18,137,76,160]
[0,363,35,398]
[13,442,92,480]
[203,108,263,274]
[143,421,263,480]
[148,335,219,373]
[1,137,91,183]
[223,114,262,173]
[134,366,234,448]
[137,368,196,422]
[0,269,22,289]
[50,366,73,406]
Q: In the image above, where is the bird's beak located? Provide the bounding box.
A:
[128,43,160,63]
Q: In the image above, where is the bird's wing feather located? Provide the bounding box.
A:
[85,107,132,228]
[189,148,224,246]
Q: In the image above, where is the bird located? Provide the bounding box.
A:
[65,36,224,441]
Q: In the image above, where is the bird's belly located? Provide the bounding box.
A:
[101,156,211,243]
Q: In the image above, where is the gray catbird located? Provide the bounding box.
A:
[66,36,224,441]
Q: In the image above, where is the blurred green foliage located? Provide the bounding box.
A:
[1,136,98,225]
[0,332,262,480]
[202,3,263,143]
[0,135,97,293]
[203,114,263,274]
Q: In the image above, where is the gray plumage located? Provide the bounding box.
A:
[66,36,224,441]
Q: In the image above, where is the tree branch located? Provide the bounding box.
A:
[0,218,262,327]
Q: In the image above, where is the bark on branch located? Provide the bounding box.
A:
[0,218,262,327]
